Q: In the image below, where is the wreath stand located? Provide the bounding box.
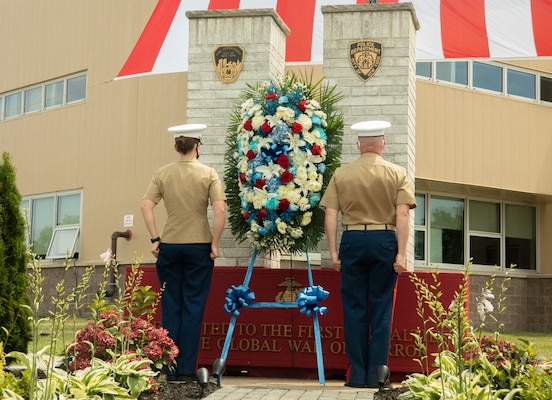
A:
[211,248,329,385]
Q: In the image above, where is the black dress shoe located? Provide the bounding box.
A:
[344,382,367,388]
[366,382,392,389]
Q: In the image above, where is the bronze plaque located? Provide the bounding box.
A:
[213,45,245,83]
[349,40,383,81]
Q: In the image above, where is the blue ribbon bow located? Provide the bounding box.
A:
[297,285,329,316]
[224,285,256,316]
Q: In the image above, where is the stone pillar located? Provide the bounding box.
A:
[185,9,289,268]
[321,4,419,269]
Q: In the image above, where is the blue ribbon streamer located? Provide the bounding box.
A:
[224,285,256,316]
[219,248,328,385]
[297,285,329,317]
[220,248,258,362]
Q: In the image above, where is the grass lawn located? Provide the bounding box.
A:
[491,331,552,361]
[32,317,552,363]
[31,317,89,354]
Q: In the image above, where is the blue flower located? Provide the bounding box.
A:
[309,193,321,207]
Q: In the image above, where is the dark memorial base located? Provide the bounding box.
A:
[133,265,466,380]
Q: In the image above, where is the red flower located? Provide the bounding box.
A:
[262,121,273,134]
[239,173,247,183]
[243,211,250,220]
[277,154,289,169]
[311,144,322,155]
[266,92,277,100]
[255,178,266,188]
[279,199,290,210]
[297,100,309,112]
[246,149,256,160]
[291,122,303,133]
[257,208,268,220]
[243,119,253,131]
[280,170,295,183]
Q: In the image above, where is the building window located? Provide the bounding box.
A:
[541,76,552,103]
[416,62,432,79]
[429,196,465,265]
[469,200,500,266]
[505,204,536,270]
[436,61,468,85]
[414,193,426,262]
[507,68,536,99]
[473,62,503,93]
[24,86,43,114]
[416,61,552,104]
[45,80,64,108]
[0,72,87,122]
[66,75,86,103]
[5,92,22,118]
[415,193,537,271]
[22,191,82,258]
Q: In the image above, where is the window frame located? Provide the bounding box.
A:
[0,72,87,123]
[414,191,538,273]
[22,190,83,259]
[46,226,80,260]
[415,60,552,106]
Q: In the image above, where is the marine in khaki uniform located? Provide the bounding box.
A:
[320,120,416,388]
[141,123,226,381]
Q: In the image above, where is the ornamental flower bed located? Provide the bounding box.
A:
[224,73,343,255]
[65,309,178,372]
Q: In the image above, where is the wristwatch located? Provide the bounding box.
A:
[150,236,161,243]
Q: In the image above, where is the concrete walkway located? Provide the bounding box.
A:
[204,377,378,400]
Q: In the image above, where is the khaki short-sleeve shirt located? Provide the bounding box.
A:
[320,153,416,226]
[143,159,226,243]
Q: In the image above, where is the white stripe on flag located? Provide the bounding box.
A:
[406,0,443,60]
[152,1,198,74]
[311,0,359,65]
[485,0,537,59]
[239,0,278,9]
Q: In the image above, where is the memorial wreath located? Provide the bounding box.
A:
[224,73,344,255]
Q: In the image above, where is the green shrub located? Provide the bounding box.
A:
[0,152,31,353]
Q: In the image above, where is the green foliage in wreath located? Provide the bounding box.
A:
[224,73,344,255]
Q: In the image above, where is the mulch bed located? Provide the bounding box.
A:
[138,381,220,400]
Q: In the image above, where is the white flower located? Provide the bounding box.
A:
[297,197,310,211]
[296,166,308,181]
[256,162,282,179]
[275,106,296,124]
[289,227,303,239]
[305,180,322,192]
[310,100,321,109]
[296,114,312,131]
[301,212,313,226]
[240,98,254,114]
[252,114,265,130]
[276,219,288,234]
[482,287,495,300]
[307,170,318,181]
[314,110,327,126]
[284,133,306,151]
[477,299,494,321]
[100,249,112,263]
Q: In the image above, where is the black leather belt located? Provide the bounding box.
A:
[344,224,396,231]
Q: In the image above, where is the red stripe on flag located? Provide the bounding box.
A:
[440,0,489,58]
[117,0,180,77]
[531,0,552,56]
[277,0,316,62]
[377,0,400,3]
[208,0,240,9]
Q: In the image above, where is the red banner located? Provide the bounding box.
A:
[133,266,466,378]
